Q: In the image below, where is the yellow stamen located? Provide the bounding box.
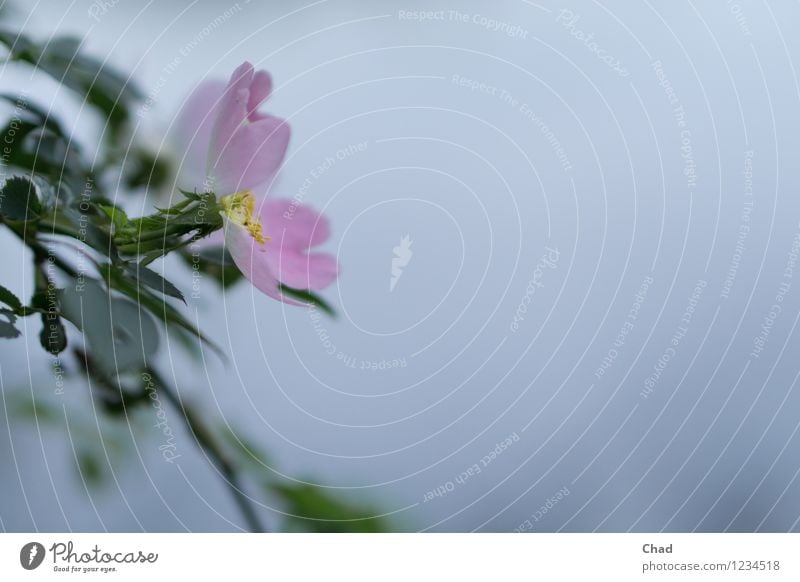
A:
[220,191,268,244]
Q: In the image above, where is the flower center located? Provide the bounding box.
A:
[220,191,268,244]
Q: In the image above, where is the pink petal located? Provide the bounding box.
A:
[266,248,339,290]
[258,198,339,290]
[247,70,272,121]
[172,80,226,189]
[222,217,302,305]
[261,198,331,249]
[211,115,290,194]
[208,62,253,171]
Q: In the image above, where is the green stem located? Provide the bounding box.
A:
[40,215,82,239]
[148,368,267,533]
[117,223,183,245]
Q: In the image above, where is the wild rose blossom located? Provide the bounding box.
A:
[174,62,338,302]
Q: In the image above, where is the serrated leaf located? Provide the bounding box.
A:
[278,284,336,317]
[0,284,22,312]
[179,189,201,200]
[0,175,41,221]
[31,176,70,213]
[124,263,185,303]
[98,204,129,231]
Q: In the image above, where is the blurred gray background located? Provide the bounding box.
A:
[1,0,800,532]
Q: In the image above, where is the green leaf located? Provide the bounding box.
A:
[179,245,244,289]
[179,189,202,200]
[7,393,60,424]
[220,427,272,472]
[0,175,41,221]
[0,309,21,338]
[32,130,83,171]
[39,313,67,355]
[0,29,34,56]
[63,204,120,262]
[76,448,104,486]
[0,93,66,136]
[123,149,171,190]
[86,222,120,262]
[0,119,88,197]
[0,119,42,168]
[278,284,336,317]
[124,263,185,303]
[0,92,90,186]
[0,32,141,137]
[32,176,71,214]
[72,348,152,414]
[0,284,22,313]
[169,202,222,229]
[58,278,160,374]
[98,204,129,231]
[272,484,389,533]
[110,271,225,360]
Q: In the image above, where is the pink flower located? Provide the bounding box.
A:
[174,62,339,302]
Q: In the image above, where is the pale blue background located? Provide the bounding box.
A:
[1,0,800,532]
